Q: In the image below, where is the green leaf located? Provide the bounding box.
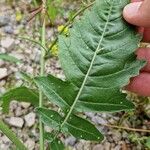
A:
[146,137,150,149]
[36,107,103,141]
[18,72,33,83]
[35,0,145,142]
[45,132,65,150]
[0,54,21,63]
[63,114,103,141]
[0,87,39,113]
[36,107,62,130]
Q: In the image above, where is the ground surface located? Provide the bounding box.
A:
[0,0,150,150]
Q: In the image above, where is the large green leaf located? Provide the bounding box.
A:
[35,0,145,142]
[0,87,39,113]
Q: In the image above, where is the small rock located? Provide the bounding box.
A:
[4,26,14,34]
[85,112,95,118]
[8,117,24,128]
[0,16,10,27]
[0,68,7,80]
[103,142,111,150]
[1,37,15,50]
[24,112,36,127]
[93,144,104,150]
[91,116,107,125]
[25,139,35,150]
[65,136,76,146]
[20,102,31,109]
[15,106,23,117]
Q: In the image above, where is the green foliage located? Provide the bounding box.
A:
[146,137,150,149]
[0,87,39,113]
[45,132,65,150]
[0,54,21,63]
[35,0,145,143]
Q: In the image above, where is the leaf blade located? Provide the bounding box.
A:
[0,87,39,113]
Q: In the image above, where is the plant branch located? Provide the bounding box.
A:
[39,1,46,150]
[0,120,27,150]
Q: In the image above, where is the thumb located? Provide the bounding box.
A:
[123,0,150,27]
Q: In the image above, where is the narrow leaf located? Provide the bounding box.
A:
[0,54,21,63]
[0,87,39,113]
[63,114,104,141]
[36,107,103,141]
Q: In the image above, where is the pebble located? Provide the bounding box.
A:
[24,112,36,127]
[91,116,107,125]
[20,102,31,109]
[25,139,35,150]
[8,117,24,128]
[65,136,77,146]
[93,144,104,150]
[4,25,14,34]
[0,16,10,27]
[0,68,7,80]
[1,37,15,50]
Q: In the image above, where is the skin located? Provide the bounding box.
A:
[123,0,150,96]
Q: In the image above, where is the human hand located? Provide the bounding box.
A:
[123,0,150,96]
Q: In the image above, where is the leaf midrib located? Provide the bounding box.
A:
[60,1,114,128]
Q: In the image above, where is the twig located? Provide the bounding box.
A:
[101,124,150,133]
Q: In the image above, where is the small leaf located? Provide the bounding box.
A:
[36,107,62,130]
[45,132,65,150]
[36,107,103,141]
[0,54,21,63]
[63,114,104,141]
[0,87,39,113]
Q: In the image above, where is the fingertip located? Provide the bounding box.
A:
[123,2,142,26]
[126,72,150,96]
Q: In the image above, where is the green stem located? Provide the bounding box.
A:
[39,4,46,150]
[0,120,27,150]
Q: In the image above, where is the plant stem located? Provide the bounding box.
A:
[39,1,46,150]
[101,124,150,133]
[0,120,27,150]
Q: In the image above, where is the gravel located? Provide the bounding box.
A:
[1,37,15,50]
[8,117,24,128]
[0,16,10,27]
[0,68,7,80]
[24,112,36,127]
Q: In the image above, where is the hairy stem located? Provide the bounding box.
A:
[0,120,27,150]
[39,1,46,150]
